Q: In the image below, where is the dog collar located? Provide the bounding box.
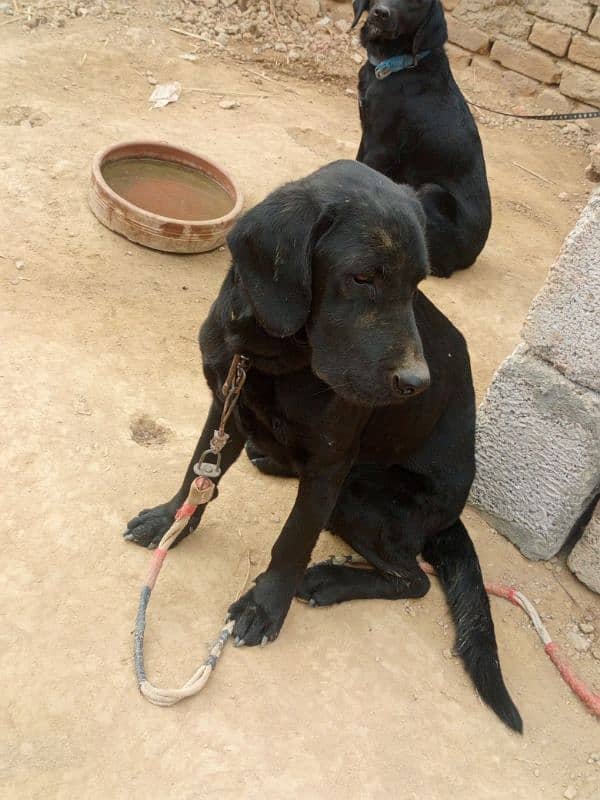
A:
[370,50,432,80]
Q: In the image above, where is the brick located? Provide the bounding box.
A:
[560,64,600,107]
[446,17,490,54]
[455,5,533,40]
[569,34,600,71]
[537,86,574,113]
[590,10,600,40]
[502,69,540,97]
[490,39,561,84]
[469,347,600,560]
[526,0,594,32]
[529,20,572,57]
[568,501,600,594]
[523,191,600,393]
[446,43,473,70]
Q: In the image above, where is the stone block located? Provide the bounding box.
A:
[560,64,600,108]
[568,501,600,594]
[527,0,594,32]
[537,86,574,113]
[446,43,473,70]
[590,10,600,40]
[447,16,490,54]
[490,39,561,84]
[529,20,572,57]
[469,347,600,560]
[523,191,600,393]
[454,2,533,39]
[502,69,540,96]
[569,34,600,71]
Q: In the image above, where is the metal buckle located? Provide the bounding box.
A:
[375,63,392,80]
[194,450,222,479]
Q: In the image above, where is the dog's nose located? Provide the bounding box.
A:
[390,365,430,397]
[371,5,391,19]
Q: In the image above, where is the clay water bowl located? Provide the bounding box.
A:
[89,141,244,253]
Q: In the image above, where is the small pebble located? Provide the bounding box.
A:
[558,192,569,201]
[534,769,540,778]
[219,99,240,110]
[567,630,590,652]
[15,260,25,270]
[578,622,594,634]
[564,786,577,800]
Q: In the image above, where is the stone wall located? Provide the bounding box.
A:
[470,190,600,594]
[442,0,600,109]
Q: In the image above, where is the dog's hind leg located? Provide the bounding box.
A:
[297,561,430,606]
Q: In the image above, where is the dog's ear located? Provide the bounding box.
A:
[413,0,447,52]
[227,187,333,338]
[351,0,369,28]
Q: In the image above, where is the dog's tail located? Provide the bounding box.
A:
[422,520,523,733]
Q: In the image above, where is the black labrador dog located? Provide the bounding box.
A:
[352,0,491,277]
[124,160,521,732]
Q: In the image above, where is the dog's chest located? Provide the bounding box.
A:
[237,370,360,460]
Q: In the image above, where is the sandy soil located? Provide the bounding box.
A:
[1,7,599,800]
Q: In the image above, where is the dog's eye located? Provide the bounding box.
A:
[352,274,374,285]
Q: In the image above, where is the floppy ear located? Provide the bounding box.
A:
[351,0,369,28]
[413,0,447,53]
[227,187,332,338]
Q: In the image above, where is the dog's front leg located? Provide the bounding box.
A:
[228,460,352,646]
[123,399,246,549]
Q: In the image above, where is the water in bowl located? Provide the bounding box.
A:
[101,157,234,221]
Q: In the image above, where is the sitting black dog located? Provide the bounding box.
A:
[124,160,521,732]
[352,0,491,277]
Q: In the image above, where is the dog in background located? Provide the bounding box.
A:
[124,160,521,732]
[352,0,492,278]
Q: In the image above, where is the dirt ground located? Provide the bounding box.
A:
[1,5,599,800]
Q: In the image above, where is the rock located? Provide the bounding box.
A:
[558,191,569,201]
[295,0,320,20]
[446,17,490,54]
[528,0,594,33]
[592,646,600,660]
[578,622,595,634]
[568,500,600,594]
[569,35,600,73]
[560,65,600,108]
[590,11,600,41]
[221,0,237,7]
[315,16,331,28]
[446,43,473,70]
[536,87,573,114]
[523,191,600,393]
[345,87,357,96]
[529,20,571,58]
[216,31,229,46]
[19,119,32,129]
[352,51,363,64]
[219,99,240,109]
[490,40,561,85]
[567,629,590,653]
[563,787,577,800]
[469,347,600,560]
[15,260,24,270]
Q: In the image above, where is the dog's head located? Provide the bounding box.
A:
[227,160,431,407]
[352,0,447,50]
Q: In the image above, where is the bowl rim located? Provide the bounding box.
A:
[91,139,244,228]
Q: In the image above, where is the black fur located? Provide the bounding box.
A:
[353,0,492,277]
[123,160,521,732]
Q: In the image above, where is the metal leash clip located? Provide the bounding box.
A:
[194,449,222,479]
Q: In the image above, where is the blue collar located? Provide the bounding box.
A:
[370,50,432,80]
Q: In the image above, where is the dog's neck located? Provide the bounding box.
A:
[364,33,420,65]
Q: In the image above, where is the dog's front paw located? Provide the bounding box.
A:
[227,574,294,647]
[123,502,198,549]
